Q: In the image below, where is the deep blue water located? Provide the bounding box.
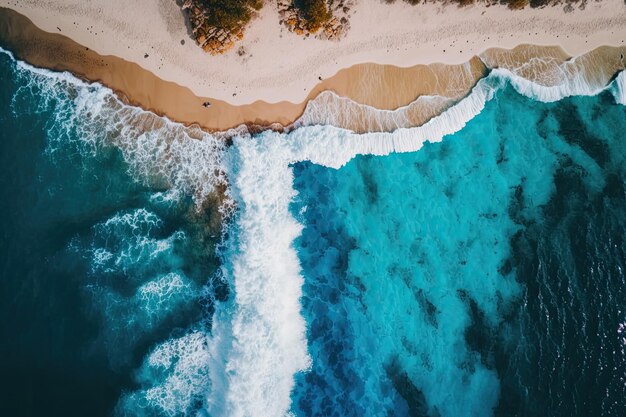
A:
[0,51,226,417]
[1,47,626,417]
[291,86,626,417]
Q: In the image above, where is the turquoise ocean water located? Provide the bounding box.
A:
[0,48,625,417]
[290,86,626,417]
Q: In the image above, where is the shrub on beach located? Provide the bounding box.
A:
[293,0,333,33]
[186,0,263,31]
[279,0,350,40]
[502,0,529,8]
[180,0,592,54]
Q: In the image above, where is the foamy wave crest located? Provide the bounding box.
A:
[138,272,194,309]
[87,271,199,364]
[295,47,624,134]
[90,209,186,275]
[503,66,616,102]
[118,330,212,417]
[287,75,502,168]
[3,47,227,208]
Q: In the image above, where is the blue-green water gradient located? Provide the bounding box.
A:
[2,46,626,417]
[291,85,626,417]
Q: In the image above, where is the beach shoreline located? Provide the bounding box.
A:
[0,2,625,132]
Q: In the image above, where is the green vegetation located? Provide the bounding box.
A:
[194,0,263,32]
[502,0,530,9]
[293,0,333,33]
[182,0,591,54]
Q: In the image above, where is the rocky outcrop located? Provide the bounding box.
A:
[180,0,254,55]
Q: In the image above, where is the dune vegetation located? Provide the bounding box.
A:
[181,0,591,54]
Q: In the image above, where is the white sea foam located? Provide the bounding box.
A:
[205,132,312,417]
[90,209,186,275]
[503,66,617,102]
[288,68,626,170]
[119,330,213,417]
[137,272,195,321]
[102,208,163,234]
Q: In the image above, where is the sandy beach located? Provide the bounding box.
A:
[0,1,625,132]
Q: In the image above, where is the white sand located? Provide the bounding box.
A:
[1,0,625,105]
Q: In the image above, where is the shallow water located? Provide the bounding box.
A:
[0,48,625,417]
